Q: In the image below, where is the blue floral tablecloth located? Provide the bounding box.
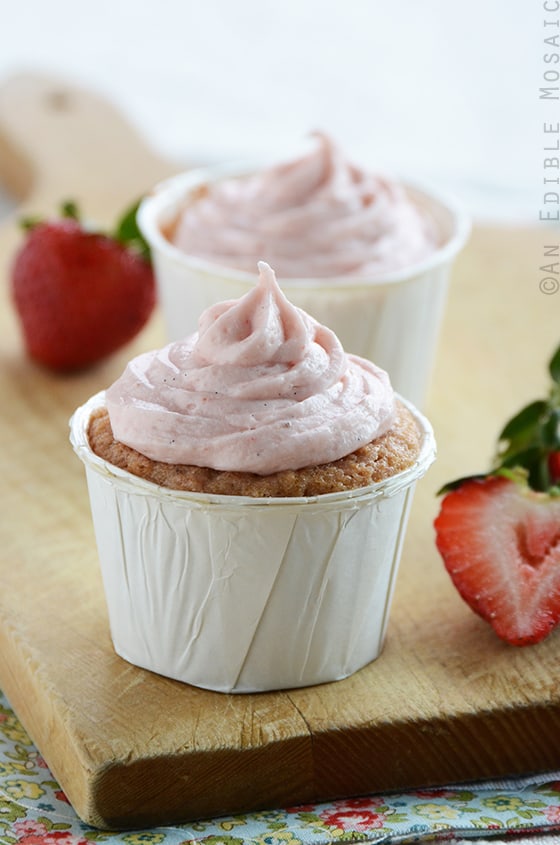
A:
[1,689,560,845]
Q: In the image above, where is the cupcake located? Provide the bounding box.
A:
[70,262,435,693]
[170,132,439,278]
[138,133,470,406]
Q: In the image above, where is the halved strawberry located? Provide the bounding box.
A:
[435,475,560,646]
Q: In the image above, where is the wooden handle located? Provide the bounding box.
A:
[0,72,178,219]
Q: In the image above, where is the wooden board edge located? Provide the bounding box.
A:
[0,606,319,830]
[88,736,316,830]
[310,701,560,797]
[0,608,95,817]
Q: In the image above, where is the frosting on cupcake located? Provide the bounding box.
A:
[106,262,395,475]
[171,133,438,278]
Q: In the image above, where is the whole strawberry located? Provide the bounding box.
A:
[434,343,560,646]
[11,201,156,371]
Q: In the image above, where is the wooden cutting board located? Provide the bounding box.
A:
[1,73,560,832]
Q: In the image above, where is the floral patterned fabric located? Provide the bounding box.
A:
[1,690,560,845]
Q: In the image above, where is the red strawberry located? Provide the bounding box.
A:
[11,202,155,371]
[434,475,560,646]
[549,451,560,485]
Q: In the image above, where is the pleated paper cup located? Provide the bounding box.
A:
[70,392,436,694]
[138,163,469,407]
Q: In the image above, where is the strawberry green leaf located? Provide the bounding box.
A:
[494,465,530,485]
[496,444,542,469]
[496,445,547,491]
[114,198,151,263]
[498,400,548,442]
[542,407,560,448]
[549,343,560,384]
[61,200,80,221]
[20,215,43,232]
[437,474,488,495]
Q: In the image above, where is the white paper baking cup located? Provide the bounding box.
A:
[138,162,469,408]
[70,392,436,693]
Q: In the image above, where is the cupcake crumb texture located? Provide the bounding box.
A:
[88,400,421,498]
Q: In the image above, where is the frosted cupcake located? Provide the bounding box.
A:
[170,132,439,278]
[70,262,435,693]
[138,133,470,405]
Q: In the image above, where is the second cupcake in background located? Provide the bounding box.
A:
[170,132,439,279]
[138,133,470,406]
[71,262,435,693]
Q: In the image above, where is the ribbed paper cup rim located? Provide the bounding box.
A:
[137,161,471,290]
[69,391,436,510]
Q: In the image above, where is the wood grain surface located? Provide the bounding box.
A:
[1,73,560,831]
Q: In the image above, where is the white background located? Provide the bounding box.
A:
[0,0,556,223]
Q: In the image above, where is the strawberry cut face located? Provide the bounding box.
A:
[516,509,560,567]
[434,476,560,645]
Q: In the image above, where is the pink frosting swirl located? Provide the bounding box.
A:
[171,133,438,278]
[106,262,396,476]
